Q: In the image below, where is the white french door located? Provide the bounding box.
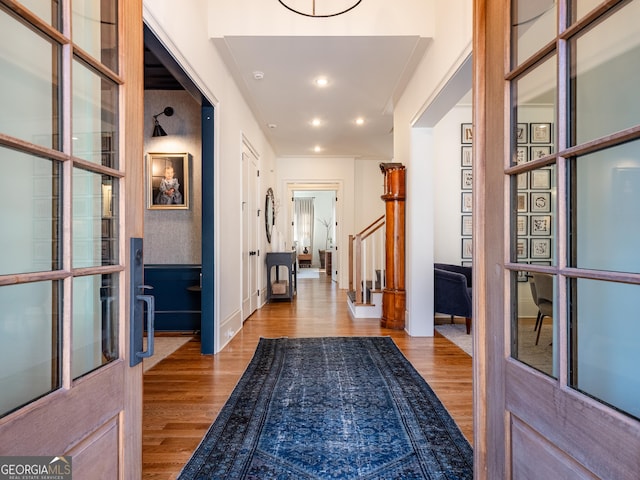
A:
[0,0,144,477]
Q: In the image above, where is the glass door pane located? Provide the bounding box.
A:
[18,1,60,28]
[72,273,118,379]
[0,148,62,275]
[569,0,640,146]
[570,278,640,420]
[512,1,557,67]
[570,141,640,273]
[0,8,60,150]
[73,168,119,268]
[0,281,61,417]
[72,59,118,167]
[72,0,118,71]
[512,272,557,377]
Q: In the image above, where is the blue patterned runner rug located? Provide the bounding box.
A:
[178,337,473,479]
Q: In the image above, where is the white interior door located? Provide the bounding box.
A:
[0,1,144,477]
[241,143,259,320]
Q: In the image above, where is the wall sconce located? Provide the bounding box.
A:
[152,106,174,137]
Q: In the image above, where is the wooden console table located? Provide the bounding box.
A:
[266,252,297,301]
[298,253,312,268]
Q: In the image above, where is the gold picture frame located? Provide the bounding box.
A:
[146,152,190,210]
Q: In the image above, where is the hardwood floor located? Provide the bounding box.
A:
[142,275,473,479]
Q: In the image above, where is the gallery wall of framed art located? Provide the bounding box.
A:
[459,121,555,269]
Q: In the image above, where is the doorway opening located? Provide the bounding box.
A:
[287,183,340,283]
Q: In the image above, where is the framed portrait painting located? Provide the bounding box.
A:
[147,152,190,210]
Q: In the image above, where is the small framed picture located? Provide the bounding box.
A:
[147,152,190,210]
[516,123,528,144]
[461,146,473,167]
[517,215,528,235]
[461,261,473,267]
[461,123,473,144]
[461,192,473,213]
[462,238,473,259]
[461,169,473,190]
[530,145,552,160]
[531,169,551,189]
[530,123,552,143]
[515,146,528,165]
[517,238,528,259]
[517,270,529,282]
[517,172,528,190]
[531,215,552,236]
[530,192,551,212]
[530,238,552,259]
[461,215,473,236]
[517,192,528,212]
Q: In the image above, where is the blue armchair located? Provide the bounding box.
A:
[434,263,473,334]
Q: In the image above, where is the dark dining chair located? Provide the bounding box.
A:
[434,263,473,334]
[531,273,553,345]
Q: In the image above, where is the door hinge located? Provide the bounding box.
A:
[257,289,260,296]
[257,170,260,177]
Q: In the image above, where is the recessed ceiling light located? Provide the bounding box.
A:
[314,145,322,153]
[356,117,365,125]
[311,118,321,127]
[253,71,265,80]
[315,77,329,87]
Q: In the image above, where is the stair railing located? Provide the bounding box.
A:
[349,215,385,304]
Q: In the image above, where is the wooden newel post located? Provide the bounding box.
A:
[380,162,406,330]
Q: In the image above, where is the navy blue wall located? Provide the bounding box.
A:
[144,264,201,332]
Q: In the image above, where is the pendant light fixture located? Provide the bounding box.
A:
[278,0,362,18]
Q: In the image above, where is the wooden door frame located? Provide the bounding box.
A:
[472,0,508,478]
[122,0,145,476]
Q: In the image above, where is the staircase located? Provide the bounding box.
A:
[347,215,385,318]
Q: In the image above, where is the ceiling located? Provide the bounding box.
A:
[144,32,428,159]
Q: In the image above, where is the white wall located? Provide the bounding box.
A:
[394,0,472,336]
[354,159,386,230]
[144,1,277,353]
[433,104,472,264]
[277,156,385,288]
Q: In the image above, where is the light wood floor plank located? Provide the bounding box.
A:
[142,276,473,479]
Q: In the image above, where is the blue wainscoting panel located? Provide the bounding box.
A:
[144,264,201,332]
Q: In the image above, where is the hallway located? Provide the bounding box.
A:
[142,275,473,479]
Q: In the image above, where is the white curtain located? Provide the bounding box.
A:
[294,198,314,254]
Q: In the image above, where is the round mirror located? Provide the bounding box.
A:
[265,188,275,243]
